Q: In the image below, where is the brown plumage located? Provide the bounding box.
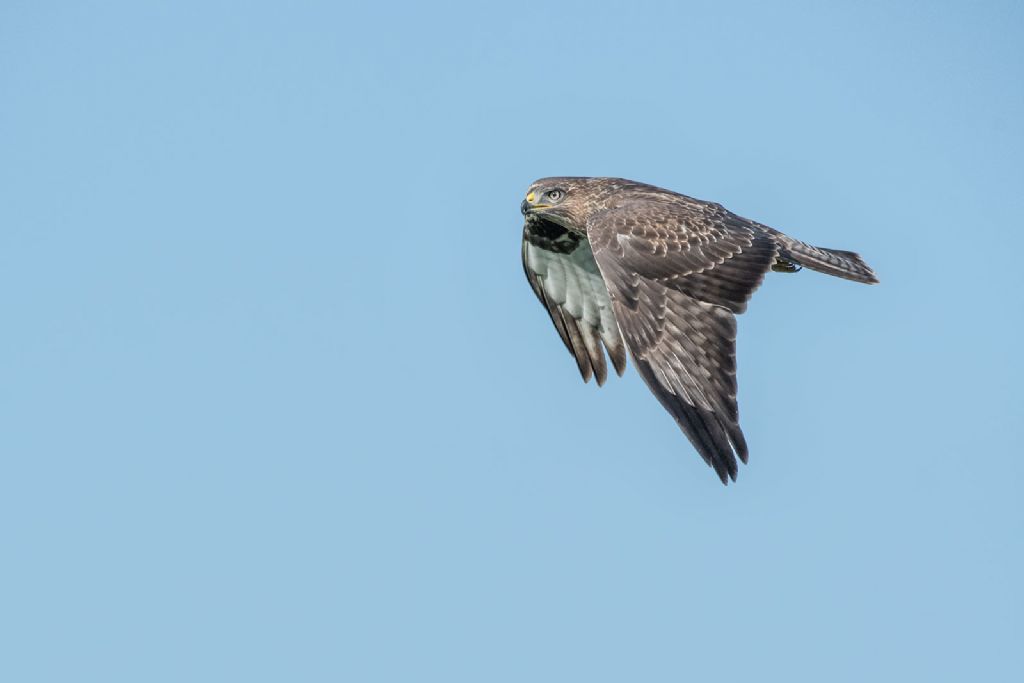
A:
[521,177,877,484]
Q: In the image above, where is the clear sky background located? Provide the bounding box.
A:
[2,1,1022,681]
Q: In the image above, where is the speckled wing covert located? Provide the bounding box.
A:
[586,199,779,484]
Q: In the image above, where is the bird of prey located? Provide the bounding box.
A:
[521,177,877,484]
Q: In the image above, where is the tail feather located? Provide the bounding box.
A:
[773,234,879,284]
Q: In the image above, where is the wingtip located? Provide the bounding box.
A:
[713,465,735,486]
[609,344,628,377]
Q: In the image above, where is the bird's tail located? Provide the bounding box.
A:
[771,232,879,284]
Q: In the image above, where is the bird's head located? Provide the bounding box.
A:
[521,177,602,229]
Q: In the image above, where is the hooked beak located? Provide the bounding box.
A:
[521,191,550,215]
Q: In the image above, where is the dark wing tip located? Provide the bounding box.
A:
[558,312,594,383]
[669,397,742,485]
[608,342,628,377]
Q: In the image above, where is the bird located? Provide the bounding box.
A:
[521,177,877,484]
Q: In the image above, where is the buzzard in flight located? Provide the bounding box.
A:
[521,177,877,484]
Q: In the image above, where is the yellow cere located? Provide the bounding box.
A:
[526,191,535,203]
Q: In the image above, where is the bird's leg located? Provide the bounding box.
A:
[771,257,802,273]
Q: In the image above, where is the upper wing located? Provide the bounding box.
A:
[587,200,778,483]
[522,219,627,385]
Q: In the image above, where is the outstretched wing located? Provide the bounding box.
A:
[522,218,627,385]
[587,199,778,483]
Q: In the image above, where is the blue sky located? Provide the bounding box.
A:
[2,1,1022,681]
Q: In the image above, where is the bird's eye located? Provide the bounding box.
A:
[547,189,564,201]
